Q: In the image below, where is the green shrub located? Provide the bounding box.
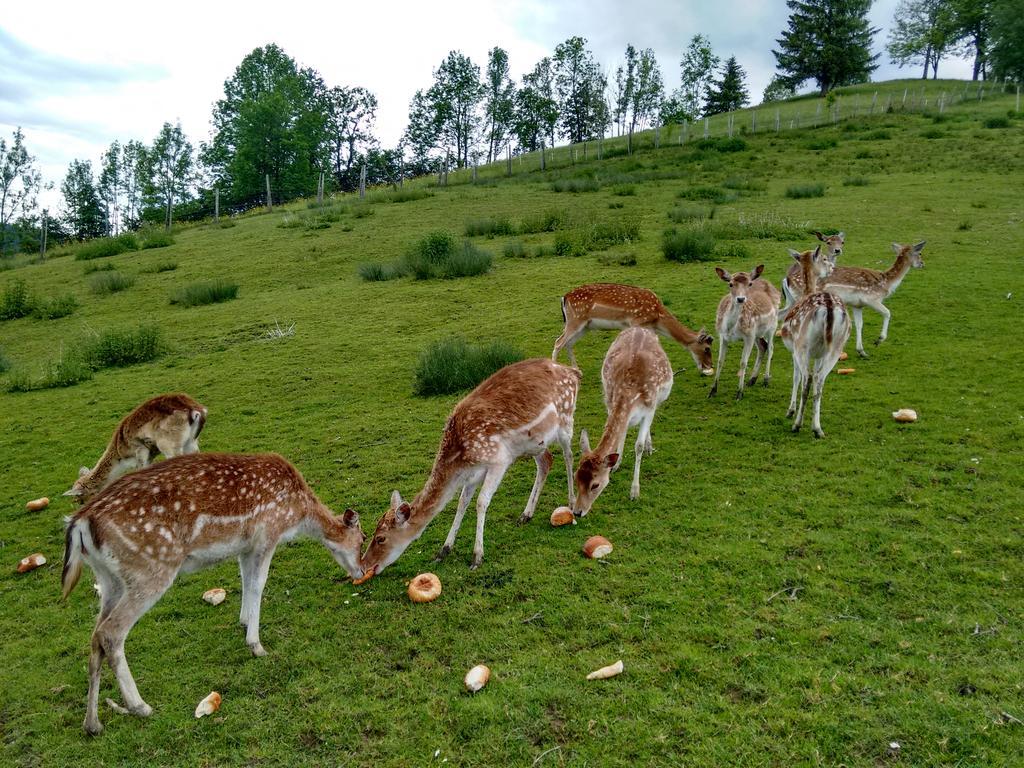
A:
[921,128,946,139]
[84,325,164,369]
[351,203,375,218]
[90,271,135,295]
[663,229,716,263]
[704,212,808,241]
[668,204,712,223]
[957,221,972,231]
[678,186,737,204]
[83,262,115,275]
[0,347,10,373]
[443,242,493,278]
[715,242,753,260]
[861,129,891,141]
[519,209,567,234]
[785,183,826,199]
[722,176,766,192]
[140,260,178,273]
[983,116,1010,129]
[0,280,34,320]
[401,231,491,280]
[217,219,236,229]
[465,217,514,238]
[597,251,637,266]
[6,348,94,392]
[804,138,838,151]
[694,136,748,152]
[413,337,524,396]
[554,231,588,257]
[75,234,137,261]
[843,176,871,187]
[358,262,407,282]
[586,216,641,248]
[32,294,78,319]
[611,184,636,196]
[140,229,175,249]
[386,188,432,203]
[171,280,239,307]
[608,201,625,209]
[503,240,528,258]
[551,177,600,193]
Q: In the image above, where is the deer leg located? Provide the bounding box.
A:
[708,338,728,397]
[869,300,891,346]
[748,337,766,385]
[243,548,276,657]
[437,478,480,559]
[851,307,867,357]
[471,464,510,570]
[553,323,585,366]
[762,333,775,386]
[238,551,257,628]
[631,415,654,500]
[780,278,794,319]
[736,336,756,400]
[793,372,812,432]
[519,450,553,524]
[84,632,106,735]
[786,360,800,418]
[559,429,575,508]
[811,369,827,438]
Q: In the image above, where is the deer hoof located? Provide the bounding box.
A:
[249,642,268,657]
[762,376,771,387]
[792,423,801,433]
[434,544,452,561]
[748,375,759,386]
[630,486,640,500]
[469,556,482,571]
[130,702,153,718]
[84,718,104,736]
[813,428,825,439]
[858,349,869,358]
[874,338,883,347]
[708,386,717,398]
[735,389,744,402]
[517,513,533,526]
[786,408,795,418]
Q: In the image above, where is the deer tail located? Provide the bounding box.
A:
[61,517,86,600]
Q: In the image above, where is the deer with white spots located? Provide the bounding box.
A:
[552,283,714,374]
[709,265,781,400]
[780,231,845,315]
[572,327,673,517]
[359,358,581,577]
[780,246,851,438]
[823,241,926,357]
[61,453,365,735]
[64,393,208,504]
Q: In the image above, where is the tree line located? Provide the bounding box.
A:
[1,0,1020,256]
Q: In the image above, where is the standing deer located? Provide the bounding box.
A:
[64,393,208,504]
[572,327,673,517]
[780,246,851,438]
[359,358,581,577]
[709,265,781,400]
[823,241,926,357]
[552,283,714,374]
[780,231,845,315]
[61,453,365,735]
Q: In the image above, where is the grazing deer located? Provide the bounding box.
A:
[552,283,714,374]
[780,246,851,438]
[780,231,845,315]
[61,453,365,735]
[360,358,581,577]
[64,393,208,504]
[823,241,926,357]
[572,327,673,517]
[709,265,781,400]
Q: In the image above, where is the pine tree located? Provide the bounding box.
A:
[773,0,880,95]
[704,56,750,115]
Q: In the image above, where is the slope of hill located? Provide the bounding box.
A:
[1,82,1022,767]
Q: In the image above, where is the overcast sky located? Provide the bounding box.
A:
[1,0,978,212]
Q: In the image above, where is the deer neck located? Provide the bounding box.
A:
[655,310,697,347]
[802,256,820,295]
[409,454,465,529]
[882,251,912,293]
[596,396,635,458]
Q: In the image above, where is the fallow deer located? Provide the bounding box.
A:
[64,393,208,504]
[780,231,845,315]
[552,283,714,374]
[709,265,781,400]
[359,358,580,577]
[61,452,365,735]
[572,327,673,517]
[780,246,851,438]
[823,241,926,357]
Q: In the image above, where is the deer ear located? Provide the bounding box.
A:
[812,245,821,260]
[605,453,619,468]
[63,487,83,498]
[752,264,764,280]
[342,508,360,528]
[715,267,730,282]
[394,503,412,525]
[788,249,802,261]
[913,240,926,252]
[837,231,844,241]
[390,489,403,509]
[579,428,591,454]
[79,466,90,477]
[813,231,824,242]
[892,242,902,253]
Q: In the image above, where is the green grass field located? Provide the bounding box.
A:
[1,80,1023,766]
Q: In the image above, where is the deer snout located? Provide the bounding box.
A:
[736,296,746,304]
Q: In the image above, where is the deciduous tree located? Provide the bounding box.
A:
[888,0,957,79]
[679,35,719,119]
[514,57,559,151]
[144,122,195,229]
[61,159,104,241]
[483,47,516,163]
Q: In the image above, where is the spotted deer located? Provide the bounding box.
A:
[552,283,714,374]
[61,453,365,735]
[780,231,845,315]
[64,393,208,504]
[823,241,926,357]
[360,358,580,577]
[572,327,673,517]
[709,265,781,400]
[780,246,851,437]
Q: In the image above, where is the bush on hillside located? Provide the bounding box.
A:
[90,271,135,295]
[785,183,826,199]
[75,234,138,260]
[171,280,239,307]
[413,337,524,396]
[0,280,34,320]
[663,229,716,263]
[83,325,164,369]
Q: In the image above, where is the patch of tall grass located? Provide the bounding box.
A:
[171,280,239,307]
[413,337,524,396]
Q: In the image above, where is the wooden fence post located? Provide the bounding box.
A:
[775,109,780,132]
[265,174,272,212]
[214,188,219,222]
[39,210,47,257]
[506,146,512,177]
[627,127,633,155]
[541,141,546,171]
[472,163,478,183]
[359,162,367,198]
[1017,85,1021,113]
[654,125,660,149]
[703,117,709,138]
[317,172,324,205]
[870,91,877,114]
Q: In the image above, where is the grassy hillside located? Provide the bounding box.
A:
[1,82,1023,767]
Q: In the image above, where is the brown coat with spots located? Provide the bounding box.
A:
[552,283,713,373]
[65,392,208,504]
[61,452,364,735]
[573,327,673,516]
[710,265,781,400]
[781,231,845,313]
[361,358,581,576]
